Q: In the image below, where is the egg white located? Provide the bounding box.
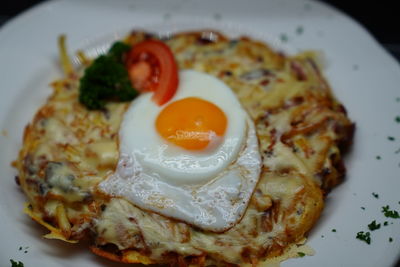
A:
[119,70,247,185]
[99,70,262,232]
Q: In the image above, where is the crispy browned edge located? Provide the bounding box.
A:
[87,29,354,267]
[16,29,354,267]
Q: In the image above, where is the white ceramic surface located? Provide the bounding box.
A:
[1,0,400,266]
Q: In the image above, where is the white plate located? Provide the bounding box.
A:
[1,0,400,266]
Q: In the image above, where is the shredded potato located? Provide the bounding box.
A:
[15,30,354,266]
[76,50,91,66]
[57,35,74,76]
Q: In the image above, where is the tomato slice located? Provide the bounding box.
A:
[126,40,179,105]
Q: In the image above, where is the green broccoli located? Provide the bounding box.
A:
[79,41,138,110]
[108,41,131,61]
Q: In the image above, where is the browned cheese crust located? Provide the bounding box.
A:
[14,30,354,266]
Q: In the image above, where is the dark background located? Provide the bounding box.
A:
[1,0,399,266]
[1,0,399,61]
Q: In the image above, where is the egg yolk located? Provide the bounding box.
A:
[156,97,227,150]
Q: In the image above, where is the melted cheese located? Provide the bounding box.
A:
[15,31,353,266]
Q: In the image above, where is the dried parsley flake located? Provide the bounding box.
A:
[280,33,288,43]
[368,220,381,231]
[382,205,400,218]
[297,252,306,257]
[356,231,371,244]
[296,26,304,35]
[10,260,24,267]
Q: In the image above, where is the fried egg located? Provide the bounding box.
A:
[99,70,262,232]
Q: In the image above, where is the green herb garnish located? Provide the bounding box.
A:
[297,252,306,257]
[368,220,381,231]
[395,116,400,123]
[389,237,393,242]
[332,229,336,232]
[213,13,222,20]
[356,231,371,244]
[10,260,24,267]
[280,33,288,43]
[296,26,304,35]
[388,136,396,141]
[372,192,379,199]
[79,41,138,110]
[361,207,365,210]
[382,205,400,218]
[376,155,381,160]
[384,221,389,226]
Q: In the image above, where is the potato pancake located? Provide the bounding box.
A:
[14,30,354,266]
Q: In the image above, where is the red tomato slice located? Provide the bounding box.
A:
[126,40,179,105]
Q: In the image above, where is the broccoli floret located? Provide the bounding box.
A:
[108,41,131,61]
[79,41,137,110]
